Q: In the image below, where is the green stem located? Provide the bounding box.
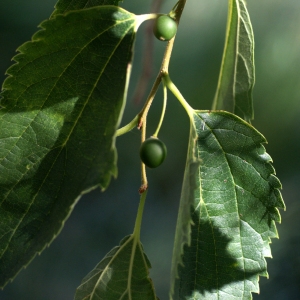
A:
[133,190,148,240]
[116,115,138,137]
[140,115,148,193]
[135,13,160,30]
[163,74,195,121]
[170,1,180,18]
[153,83,167,137]
[127,191,147,294]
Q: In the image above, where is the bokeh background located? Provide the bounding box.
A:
[0,0,299,299]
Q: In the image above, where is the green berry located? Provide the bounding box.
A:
[153,15,177,41]
[140,137,167,168]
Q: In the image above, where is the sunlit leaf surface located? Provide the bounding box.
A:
[171,111,285,299]
[0,6,137,287]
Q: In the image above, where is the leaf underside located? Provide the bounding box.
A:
[0,6,136,287]
[75,235,159,300]
[171,111,285,299]
[213,0,255,122]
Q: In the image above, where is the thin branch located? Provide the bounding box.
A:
[132,0,164,105]
[137,0,187,127]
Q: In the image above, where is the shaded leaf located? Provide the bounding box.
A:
[169,119,200,296]
[171,111,285,299]
[0,6,137,287]
[51,0,122,17]
[75,235,158,300]
[213,0,255,122]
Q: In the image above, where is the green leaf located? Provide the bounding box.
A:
[75,186,158,299]
[171,111,285,299]
[169,119,200,296]
[213,0,255,122]
[0,6,137,287]
[75,235,158,300]
[51,0,122,17]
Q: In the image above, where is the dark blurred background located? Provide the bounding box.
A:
[0,0,299,299]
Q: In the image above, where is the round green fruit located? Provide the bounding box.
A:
[140,137,167,168]
[153,15,177,41]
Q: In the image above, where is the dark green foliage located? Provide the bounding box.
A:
[0,0,287,298]
[0,6,136,288]
[171,111,285,299]
[51,0,122,17]
[213,0,255,122]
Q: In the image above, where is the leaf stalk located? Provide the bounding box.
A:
[163,74,195,121]
[152,82,167,137]
[133,190,148,239]
[116,115,139,136]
